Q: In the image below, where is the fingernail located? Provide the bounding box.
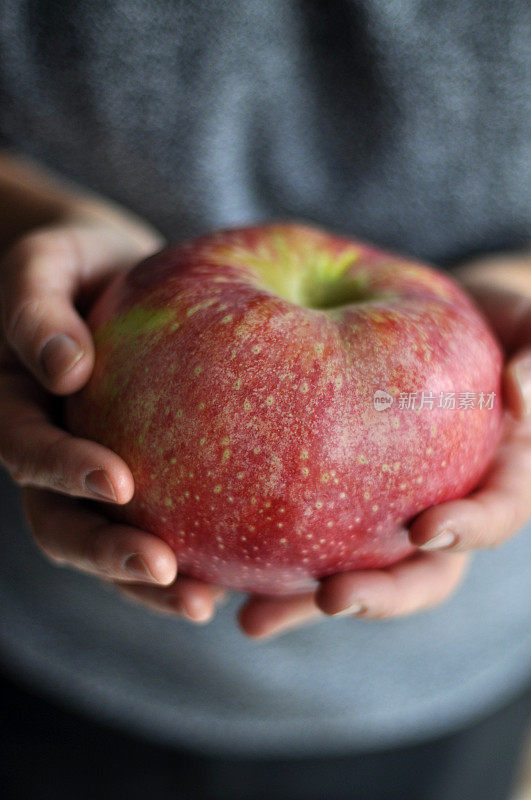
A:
[123,553,158,583]
[332,602,365,617]
[40,334,83,380]
[164,595,212,623]
[84,469,117,502]
[514,356,531,417]
[419,530,457,551]
[183,600,213,623]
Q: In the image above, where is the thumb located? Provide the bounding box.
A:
[504,346,531,420]
[1,224,143,394]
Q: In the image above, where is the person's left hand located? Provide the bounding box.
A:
[237,254,531,638]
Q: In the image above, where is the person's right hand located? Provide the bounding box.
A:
[0,217,226,623]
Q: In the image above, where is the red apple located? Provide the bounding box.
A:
[66,223,503,595]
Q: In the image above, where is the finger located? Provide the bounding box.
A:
[23,488,176,585]
[316,551,469,618]
[118,577,227,623]
[0,225,139,394]
[238,592,320,639]
[409,416,531,551]
[504,346,531,420]
[0,367,134,501]
[458,262,531,354]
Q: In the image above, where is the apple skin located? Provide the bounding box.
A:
[66,223,503,595]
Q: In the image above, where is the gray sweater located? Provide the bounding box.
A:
[0,0,530,756]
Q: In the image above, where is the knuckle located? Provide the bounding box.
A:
[506,494,528,535]
[37,432,75,492]
[1,447,34,486]
[4,296,44,344]
[1,228,75,341]
[486,497,520,545]
[9,464,31,485]
[1,442,51,491]
[31,528,62,564]
[4,234,41,267]
[0,426,82,494]
[80,526,113,575]
[8,229,64,265]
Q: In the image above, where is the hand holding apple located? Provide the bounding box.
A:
[4,199,526,636]
[66,223,504,600]
[239,253,531,637]
[0,198,228,624]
